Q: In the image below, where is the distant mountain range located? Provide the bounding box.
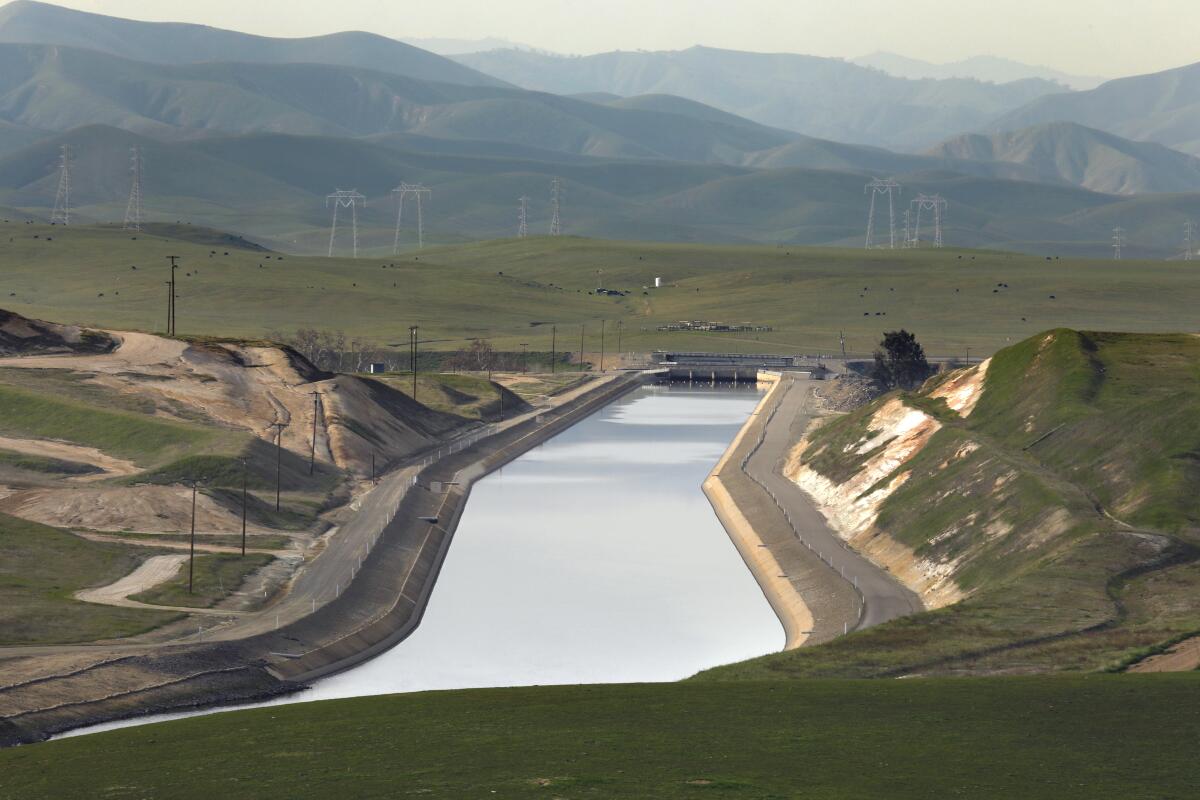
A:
[0,0,1195,259]
[0,0,505,87]
[403,37,541,56]
[990,62,1200,157]
[453,46,1063,150]
[853,52,1107,91]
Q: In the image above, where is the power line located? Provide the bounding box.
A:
[550,177,562,236]
[123,146,143,231]
[393,183,431,253]
[518,195,529,238]
[50,145,71,225]
[327,189,366,258]
[864,178,901,249]
[909,194,948,248]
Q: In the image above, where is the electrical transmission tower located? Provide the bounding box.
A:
[392,183,431,253]
[326,190,366,258]
[123,146,143,231]
[1185,221,1194,262]
[550,177,562,236]
[902,209,913,248]
[1112,226,1124,260]
[909,194,948,248]
[864,178,901,249]
[518,195,529,238]
[50,145,71,225]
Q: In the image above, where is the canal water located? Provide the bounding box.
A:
[66,382,782,734]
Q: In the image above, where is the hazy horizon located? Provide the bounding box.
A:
[27,0,1200,80]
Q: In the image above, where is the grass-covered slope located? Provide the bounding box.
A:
[3,676,1199,799]
[704,330,1200,678]
[0,512,180,644]
[3,224,1200,357]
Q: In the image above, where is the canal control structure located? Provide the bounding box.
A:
[654,352,830,383]
[0,372,650,746]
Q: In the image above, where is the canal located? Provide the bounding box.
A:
[68,382,782,734]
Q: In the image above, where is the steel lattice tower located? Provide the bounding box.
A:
[864,178,901,249]
[326,190,366,258]
[550,177,562,236]
[123,147,143,231]
[1113,226,1124,260]
[1185,221,1194,262]
[392,183,431,253]
[909,194,948,248]
[518,195,529,238]
[50,145,71,226]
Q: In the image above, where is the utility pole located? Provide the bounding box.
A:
[616,321,623,360]
[124,147,143,231]
[50,145,71,226]
[270,422,288,512]
[599,320,606,372]
[518,196,529,238]
[550,177,562,236]
[550,325,557,374]
[189,480,197,593]
[309,391,321,475]
[166,256,179,336]
[393,183,431,253]
[1185,222,1194,262]
[839,331,847,359]
[579,323,585,372]
[1113,226,1124,260]
[864,178,901,249]
[409,325,420,400]
[521,343,529,374]
[240,458,248,557]
[327,190,366,258]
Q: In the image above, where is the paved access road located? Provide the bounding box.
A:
[745,377,923,630]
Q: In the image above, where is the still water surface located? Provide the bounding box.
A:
[67,383,781,734]
[303,383,782,699]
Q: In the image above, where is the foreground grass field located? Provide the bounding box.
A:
[2,676,1198,798]
[2,223,1197,357]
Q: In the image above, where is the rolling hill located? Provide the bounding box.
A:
[454,45,1065,150]
[1,124,1196,258]
[0,43,800,164]
[927,122,1200,195]
[0,0,505,88]
[991,61,1200,156]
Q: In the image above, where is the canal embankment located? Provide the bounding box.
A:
[703,371,920,648]
[0,372,647,746]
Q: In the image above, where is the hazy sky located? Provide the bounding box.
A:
[50,1,1200,77]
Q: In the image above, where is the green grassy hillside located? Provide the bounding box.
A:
[0,512,180,644]
[2,224,1197,358]
[3,676,1198,798]
[3,124,1197,256]
[704,330,1200,679]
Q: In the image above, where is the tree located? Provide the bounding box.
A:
[872,330,931,391]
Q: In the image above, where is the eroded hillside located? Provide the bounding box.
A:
[702,329,1200,678]
[0,310,484,644]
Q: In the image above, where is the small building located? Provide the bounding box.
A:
[367,363,387,374]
